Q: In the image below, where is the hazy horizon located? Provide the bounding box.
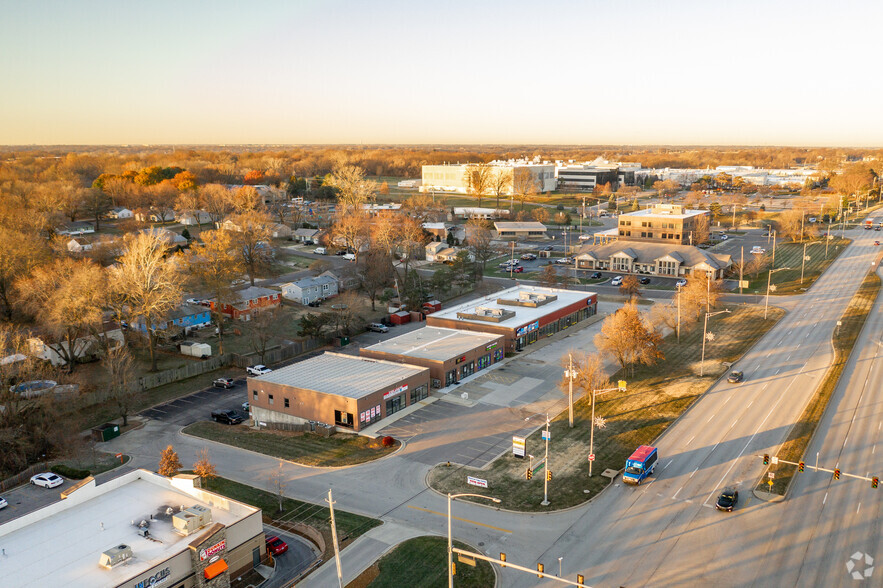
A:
[2,0,881,147]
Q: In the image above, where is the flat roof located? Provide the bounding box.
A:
[0,470,257,588]
[493,222,547,231]
[249,352,428,398]
[363,327,503,362]
[428,285,595,331]
[621,206,707,220]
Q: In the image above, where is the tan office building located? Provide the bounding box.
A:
[617,204,710,245]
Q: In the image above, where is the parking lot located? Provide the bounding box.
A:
[140,379,250,426]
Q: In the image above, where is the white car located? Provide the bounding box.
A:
[751,247,766,255]
[246,365,272,376]
[676,278,687,288]
[578,234,592,241]
[342,253,356,261]
[242,401,250,412]
[0,496,7,509]
[30,473,64,489]
[611,276,623,286]
[719,234,728,241]
[186,298,201,305]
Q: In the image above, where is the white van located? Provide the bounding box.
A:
[313,247,327,255]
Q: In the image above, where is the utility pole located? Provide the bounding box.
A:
[541,415,550,506]
[701,309,730,376]
[566,354,575,428]
[800,242,808,284]
[739,246,744,295]
[772,230,777,268]
[327,489,344,588]
[509,241,515,279]
[676,287,681,343]
[825,223,830,258]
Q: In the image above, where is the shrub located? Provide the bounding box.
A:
[381,436,395,447]
[556,204,564,211]
[51,464,90,480]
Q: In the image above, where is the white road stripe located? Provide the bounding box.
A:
[823,492,828,505]
[673,488,682,500]
[663,460,673,470]
[690,468,698,479]
[857,502,862,514]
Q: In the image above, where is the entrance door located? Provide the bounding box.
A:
[386,395,403,415]
[253,547,261,567]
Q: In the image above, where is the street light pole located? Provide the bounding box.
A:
[765,267,790,320]
[448,493,501,588]
[701,309,730,377]
[800,241,808,284]
[542,415,551,505]
[565,353,575,428]
[588,382,626,477]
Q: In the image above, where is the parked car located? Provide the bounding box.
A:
[639,277,651,285]
[335,250,347,256]
[520,253,537,260]
[367,323,389,333]
[876,241,880,246]
[511,266,524,273]
[728,371,744,383]
[578,234,591,240]
[342,253,356,261]
[307,300,322,307]
[676,278,687,288]
[186,298,201,305]
[213,378,235,389]
[266,536,289,556]
[715,488,739,512]
[555,258,572,264]
[0,496,8,510]
[313,247,327,255]
[211,410,243,425]
[590,272,602,279]
[751,247,766,255]
[719,234,728,241]
[611,276,623,286]
[30,473,64,489]
[543,245,554,251]
[242,401,250,411]
[246,365,272,376]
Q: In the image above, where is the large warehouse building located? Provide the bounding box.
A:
[0,469,265,588]
[426,285,597,352]
[248,352,431,432]
[360,327,505,389]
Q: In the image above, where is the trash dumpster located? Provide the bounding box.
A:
[91,423,121,443]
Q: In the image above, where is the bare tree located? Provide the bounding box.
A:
[246,308,278,364]
[531,207,549,224]
[110,232,184,371]
[199,184,234,226]
[560,351,609,425]
[326,164,377,211]
[489,169,512,211]
[775,209,806,242]
[511,168,538,211]
[464,218,498,281]
[358,250,394,311]
[692,214,710,245]
[463,164,493,209]
[680,273,723,321]
[594,301,663,376]
[267,461,287,513]
[103,345,136,426]
[228,211,274,286]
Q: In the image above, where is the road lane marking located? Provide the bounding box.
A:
[775,369,780,375]
[730,420,738,429]
[823,492,828,505]
[763,384,769,390]
[662,460,673,470]
[673,488,682,499]
[857,502,861,514]
[406,506,512,533]
[706,414,716,423]
[747,400,753,408]
[690,468,698,478]
[787,355,792,361]
[722,395,732,406]
[686,435,695,446]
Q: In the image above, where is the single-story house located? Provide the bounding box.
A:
[425,242,446,262]
[67,238,92,253]
[175,210,213,225]
[106,207,133,220]
[280,275,338,305]
[138,227,188,246]
[132,303,211,333]
[28,323,124,367]
[319,269,359,291]
[421,222,449,240]
[493,221,548,240]
[293,228,321,244]
[134,209,166,223]
[267,223,292,239]
[574,241,732,279]
[209,286,282,320]
[57,221,95,236]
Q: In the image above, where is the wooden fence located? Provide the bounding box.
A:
[0,462,49,492]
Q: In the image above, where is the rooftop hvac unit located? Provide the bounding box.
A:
[99,544,133,568]
[172,504,212,536]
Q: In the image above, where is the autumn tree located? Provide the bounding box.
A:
[332,209,369,261]
[692,214,710,245]
[464,164,493,209]
[231,186,263,213]
[511,168,538,211]
[103,345,136,426]
[228,211,274,286]
[680,272,723,321]
[326,164,376,211]
[199,184,234,226]
[775,209,806,242]
[531,207,549,224]
[594,301,663,376]
[464,218,498,281]
[193,448,218,481]
[0,226,49,320]
[186,229,244,353]
[243,169,265,185]
[16,258,106,372]
[158,445,183,477]
[358,249,394,310]
[82,187,112,230]
[110,232,184,371]
[619,275,642,299]
[539,264,562,288]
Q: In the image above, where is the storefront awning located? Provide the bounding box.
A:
[204,559,228,580]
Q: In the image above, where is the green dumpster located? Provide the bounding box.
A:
[92,423,121,443]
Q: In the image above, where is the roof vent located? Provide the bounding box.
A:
[172,504,212,536]
[99,544,133,568]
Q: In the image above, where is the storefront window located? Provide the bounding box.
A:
[446,369,458,386]
[460,361,475,378]
[477,354,491,370]
[386,394,404,415]
[493,349,504,362]
[410,384,428,404]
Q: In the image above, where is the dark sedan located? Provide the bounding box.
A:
[716,488,739,512]
[589,272,602,279]
[727,371,744,383]
[639,277,651,285]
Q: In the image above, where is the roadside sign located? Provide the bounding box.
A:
[467,476,488,488]
[739,280,749,288]
[588,454,595,462]
[541,430,551,441]
[771,456,779,465]
[768,472,775,479]
[767,480,774,488]
[618,380,627,391]
[115,453,122,459]
[512,436,526,458]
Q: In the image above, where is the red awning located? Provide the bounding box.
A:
[204,559,228,580]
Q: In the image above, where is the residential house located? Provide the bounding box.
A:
[67,237,92,253]
[138,227,188,247]
[293,228,321,244]
[56,221,95,236]
[133,209,166,223]
[210,286,281,320]
[422,222,449,240]
[105,207,134,220]
[28,323,124,367]
[175,210,213,225]
[280,275,338,305]
[575,241,732,279]
[425,242,470,263]
[319,269,359,291]
[267,223,292,239]
[131,303,211,333]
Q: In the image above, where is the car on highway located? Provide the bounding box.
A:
[676,278,687,288]
[611,276,623,286]
[0,496,8,510]
[266,536,289,556]
[578,234,592,241]
[211,410,243,425]
[589,272,602,279]
[715,488,739,512]
[31,473,64,489]
[520,253,537,261]
[367,322,389,333]
[639,277,651,285]
[727,371,744,383]
[246,365,272,376]
[213,378,235,389]
[875,241,880,246]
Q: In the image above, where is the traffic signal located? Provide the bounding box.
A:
[798,461,805,472]
[526,468,532,480]
[834,469,841,480]
[500,553,507,568]
[873,477,879,489]
[546,470,553,481]
[763,454,770,465]
[577,574,585,586]
[451,562,456,576]
[537,563,544,578]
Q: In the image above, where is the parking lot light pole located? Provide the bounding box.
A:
[765,267,790,320]
[448,493,501,588]
[565,354,576,428]
[588,382,626,477]
[700,309,730,377]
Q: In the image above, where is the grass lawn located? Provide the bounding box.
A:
[741,237,849,295]
[192,474,380,565]
[429,304,784,511]
[182,421,400,467]
[757,269,881,495]
[347,536,495,588]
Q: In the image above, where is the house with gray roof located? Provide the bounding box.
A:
[279,275,338,305]
[575,241,732,279]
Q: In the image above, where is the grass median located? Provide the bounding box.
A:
[429,304,784,511]
[756,268,881,496]
[347,536,495,588]
[182,421,400,467]
[742,237,849,295]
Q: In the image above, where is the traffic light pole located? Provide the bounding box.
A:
[542,415,550,506]
[759,455,877,484]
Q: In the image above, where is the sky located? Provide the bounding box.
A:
[1,0,881,146]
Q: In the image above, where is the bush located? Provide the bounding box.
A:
[51,464,90,480]
[381,436,395,447]
[556,204,564,211]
